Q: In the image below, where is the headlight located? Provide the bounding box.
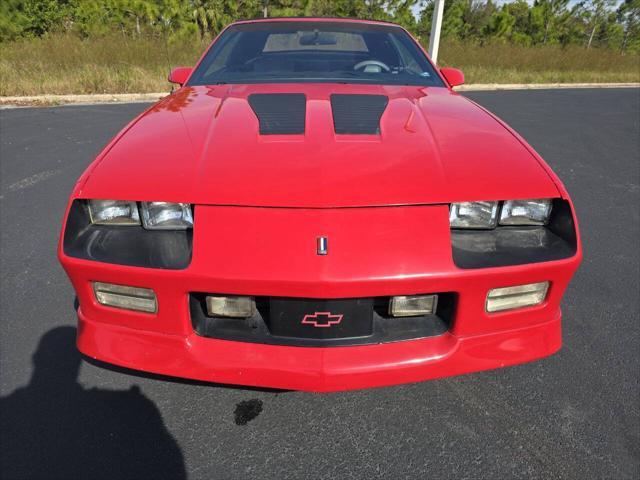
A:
[89,199,140,225]
[450,199,554,229]
[141,202,193,230]
[449,201,499,229]
[499,199,552,226]
[88,200,194,230]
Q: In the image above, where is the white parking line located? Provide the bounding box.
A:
[7,170,61,191]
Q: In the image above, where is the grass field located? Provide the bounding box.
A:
[1,34,638,96]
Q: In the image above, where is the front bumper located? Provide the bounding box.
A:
[77,308,561,392]
[60,204,581,392]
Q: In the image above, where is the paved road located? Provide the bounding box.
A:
[1,89,638,479]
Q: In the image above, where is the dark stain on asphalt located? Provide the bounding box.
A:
[234,399,263,425]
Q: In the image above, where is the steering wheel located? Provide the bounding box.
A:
[353,60,391,73]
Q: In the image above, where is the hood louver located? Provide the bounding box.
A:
[330,94,389,135]
[248,93,306,135]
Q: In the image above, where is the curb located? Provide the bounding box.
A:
[1,83,638,108]
[457,82,640,91]
[0,92,169,108]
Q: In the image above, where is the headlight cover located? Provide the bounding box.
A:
[65,200,193,269]
[141,202,193,230]
[89,199,140,225]
[449,201,499,229]
[499,199,552,226]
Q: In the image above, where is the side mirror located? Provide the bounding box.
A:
[440,67,465,88]
[168,67,193,86]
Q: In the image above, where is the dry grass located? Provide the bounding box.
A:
[0,34,205,96]
[440,41,640,84]
[1,34,638,96]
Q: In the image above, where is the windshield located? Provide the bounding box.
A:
[187,21,445,87]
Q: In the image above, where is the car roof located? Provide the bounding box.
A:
[230,17,403,28]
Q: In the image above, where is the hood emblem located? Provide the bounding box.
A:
[317,236,328,255]
[301,312,343,328]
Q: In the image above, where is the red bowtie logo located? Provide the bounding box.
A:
[301,312,343,328]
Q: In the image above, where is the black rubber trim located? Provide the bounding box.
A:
[451,199,577,269]
[248,93,306,134]
[63,200,192,269]
[190,294,454,347]
[330,94,388,134]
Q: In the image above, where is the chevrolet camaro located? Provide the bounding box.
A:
[58,18,582,392]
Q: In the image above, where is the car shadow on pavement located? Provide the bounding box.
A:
[0,326,186,479]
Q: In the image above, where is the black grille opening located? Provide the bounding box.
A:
[248,93,306,134]
[330,94,388,134]
[190,293,455,347]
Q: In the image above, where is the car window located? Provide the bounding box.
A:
[389,34,425,76]
[188,21,444,87]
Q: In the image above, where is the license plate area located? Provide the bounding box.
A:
[268,298,374,340]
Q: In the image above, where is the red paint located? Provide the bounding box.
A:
[58,18,582,392]
[75,309,563,392]
[167,67,193,86]
[77,84,560,207]
[440,67,465,87]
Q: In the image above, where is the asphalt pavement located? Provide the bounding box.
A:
[1,88,638,479]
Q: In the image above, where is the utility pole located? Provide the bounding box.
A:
[428,0,445,64]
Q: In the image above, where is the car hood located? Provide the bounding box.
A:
[81,84,559,207]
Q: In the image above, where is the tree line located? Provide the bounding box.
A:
[1,0,638,52]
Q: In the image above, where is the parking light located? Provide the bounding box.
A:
[93,282,157,313]
[486,282,549,313]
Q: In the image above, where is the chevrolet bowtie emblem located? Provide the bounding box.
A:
[317,236,328,255]
[301,312,343,328]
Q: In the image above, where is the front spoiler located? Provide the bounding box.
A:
[77,308,562,392]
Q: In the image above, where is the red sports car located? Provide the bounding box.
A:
[58,18,582,392]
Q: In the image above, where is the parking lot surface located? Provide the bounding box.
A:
[1,88,638,479]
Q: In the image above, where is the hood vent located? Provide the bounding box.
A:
[331,94,388,135]
[248,93,306,135]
